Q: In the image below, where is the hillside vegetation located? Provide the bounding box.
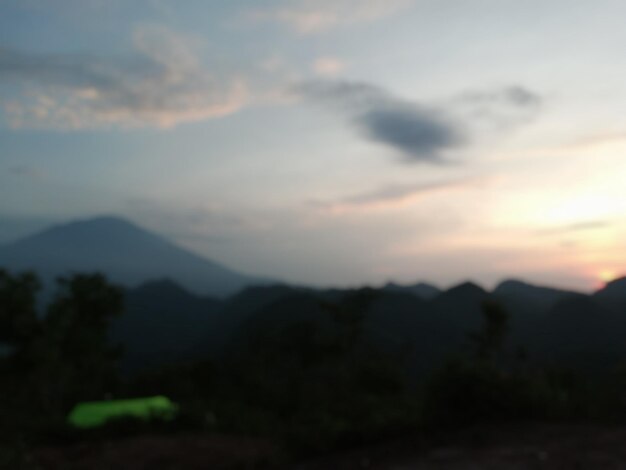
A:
[3,268,626,468]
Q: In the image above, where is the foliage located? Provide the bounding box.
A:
[422,299,626,430]
[468,300,509,362]
[219,290,417,452]
[6,268,626,464]
[0,270,40,347]
[0,269,124,452]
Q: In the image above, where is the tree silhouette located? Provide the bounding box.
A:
[0,269,40,348]
[41,273,124,412]
[0,271,124,418]
[469,299,509,362]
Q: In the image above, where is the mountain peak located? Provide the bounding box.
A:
[383,281,441,300]
[40,215,154,238]
[0,215,270,297]
[494,279,541,296]
[75,215,134,225]
[446,281,486,296]
[495,278,579,296]
[496,278,531,289]
[432,281,488,306]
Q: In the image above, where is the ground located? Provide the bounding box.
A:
[34,424,626,469]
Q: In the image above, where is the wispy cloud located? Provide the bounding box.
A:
[297,80,464,163]
[548,133,626,156]
[0,25,248,129]
[310,177,481,214]
[6,164,46,179]
[454,85,542,129]
[461,86,542,109]
[535,220,611,236]
[250,0,413,34]
[312,57,345,77]
[124,196,274,244]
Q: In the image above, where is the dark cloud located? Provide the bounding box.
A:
[357,106,460,163]
[0,25,247,129]
[297,80,463,163]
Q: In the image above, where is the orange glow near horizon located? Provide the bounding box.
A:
[594,269,618,290]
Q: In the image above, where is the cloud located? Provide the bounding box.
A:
[310,177,481,214]
[0,25,248,129]
[124,196,275,245]
[7,165,46,179]
[455,85,542,128]
[535,220,611,236]
[462,86,542,108]
[250,0,413,34]
[357,107,460,163]
[298,80,464,163]
[312,57,345,77]
[549,133,626,156]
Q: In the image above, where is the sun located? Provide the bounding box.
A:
[596,269,618,289]
[600,269,616,282]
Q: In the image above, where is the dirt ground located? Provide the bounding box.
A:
[34,424,626,469]
[36,435,281,470]
[297,424,626,469]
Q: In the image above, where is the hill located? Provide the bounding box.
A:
[382,281,441,300]
[111,280,223,373]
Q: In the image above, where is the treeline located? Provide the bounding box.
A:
[0,271,124,466]
[3,269,626,467]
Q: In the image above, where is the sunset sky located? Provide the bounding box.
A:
[1,0,625,291]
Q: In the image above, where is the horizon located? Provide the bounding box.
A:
[1,213,619,295]
[2,1,625,292]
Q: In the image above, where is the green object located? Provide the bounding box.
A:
[67,395,177,428]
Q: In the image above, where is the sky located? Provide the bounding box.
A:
[1,0,626,292]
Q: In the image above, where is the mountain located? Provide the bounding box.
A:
[0,215,270,298]
[383,281,441,300]
[534,294,626,372]
[494,279,577,309]
[493,279,580,346]
[432,282,489,327]
[209,284,307,354]
[594,276,626,304]
[364,290,446,374]
[111,280,223,373]
[424,282,491,357]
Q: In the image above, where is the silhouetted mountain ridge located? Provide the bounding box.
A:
[100,274,626,375]
[495,279,578,300]
[383,281,441,299]
[594,276,626,303]
[3,215,624,376]
[111,278,224,373]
